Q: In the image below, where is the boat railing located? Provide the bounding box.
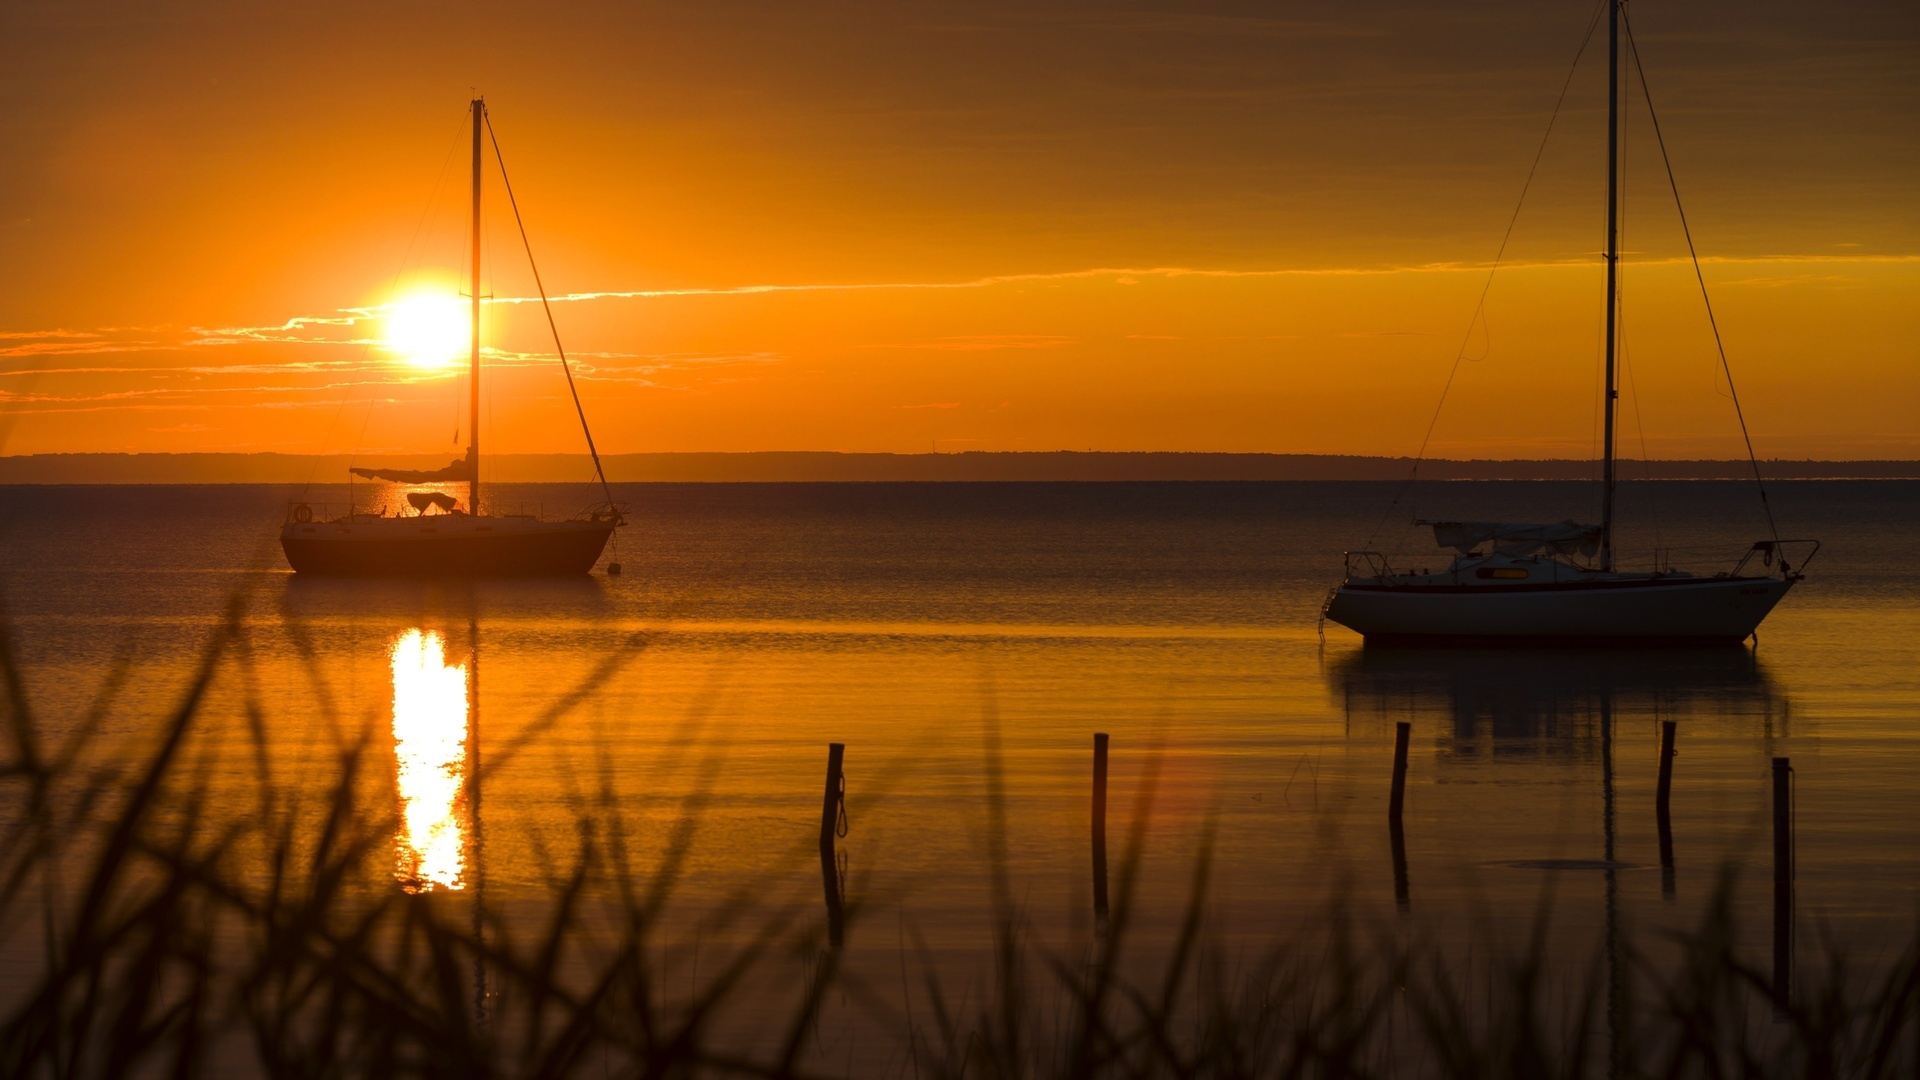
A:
[283,500,412,525]
[1612,546,1743,575]
[1342,551,1463,579]
[1344,543,1822,583]
[1342,551,1395,579]
[285,499,631,526]
[1729,539,1821,581]
[575,499,629,526]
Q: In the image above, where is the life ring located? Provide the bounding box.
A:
[292,503,313,524]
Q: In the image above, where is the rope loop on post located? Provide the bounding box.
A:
[835,771,848,838]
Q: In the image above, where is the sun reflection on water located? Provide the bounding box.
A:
[390,628,469,892]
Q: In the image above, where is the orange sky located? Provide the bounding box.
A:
[2,1,1914,459]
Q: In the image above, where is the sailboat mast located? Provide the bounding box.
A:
[1600,1,1620,571]
[469,97,484,515]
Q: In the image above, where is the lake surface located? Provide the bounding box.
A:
[2,480,1915,1061]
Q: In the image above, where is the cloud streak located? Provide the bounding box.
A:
[2,254,1912,421]
[10,252,1916,357]
[484,253,1920,308]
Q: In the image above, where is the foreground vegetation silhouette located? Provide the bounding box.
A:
[1,599,1915,1078]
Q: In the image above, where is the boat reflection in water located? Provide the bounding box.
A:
[390,628,470,893]
[1330,643,1781,761]
[1331,642,1787,1064]
[1328,641,1784,908]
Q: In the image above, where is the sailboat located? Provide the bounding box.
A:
[282,99,620,576]
[1322,1,1817,644]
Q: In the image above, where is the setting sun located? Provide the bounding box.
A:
[381,293,469,371]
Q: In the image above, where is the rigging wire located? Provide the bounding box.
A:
[483,111,619,515]
[1366,0,1609,547]
[485,195,496,504]
[483,167,494,456]
[1615,64,1666,562]
[1589,299,1605,475]
[1622,9,1780,547]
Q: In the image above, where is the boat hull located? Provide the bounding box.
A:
[1323,575,1792,644]
[282,517,615,576]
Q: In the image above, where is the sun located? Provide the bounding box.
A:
[382,293,469,371]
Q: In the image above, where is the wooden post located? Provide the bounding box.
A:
[1655,720,1676,816]
[1772,756,1792,1008]
[1656,721,1676,898]
[1092,733,1109,924]
[1388,721,1411,913]
[820,743,846,948]
[1388,722,1410,823]
[1389,817,1410,913]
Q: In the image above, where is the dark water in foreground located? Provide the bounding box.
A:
[2,480,1916,1064]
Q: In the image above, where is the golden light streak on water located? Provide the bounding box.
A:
[390,628,469,892]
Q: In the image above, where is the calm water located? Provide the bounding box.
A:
[2,480,1917,1043]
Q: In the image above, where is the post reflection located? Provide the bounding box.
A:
[391,628,470,893]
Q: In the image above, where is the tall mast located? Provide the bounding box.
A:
[1600,1,1620,571]
[469,97,484,515]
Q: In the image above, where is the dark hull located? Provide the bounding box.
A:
[1323,575,1791,642]
[1355,632,1752,648]
[282,522,614,577]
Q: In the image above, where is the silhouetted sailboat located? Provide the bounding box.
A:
[1323,1,1816,643]
[282,98,620,577]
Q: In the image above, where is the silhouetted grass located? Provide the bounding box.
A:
[1,596,1915,1078]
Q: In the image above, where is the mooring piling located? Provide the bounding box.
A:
[819,742,846,948]
[1092,732,1110,925]
[1656,721,1676,815]
[1388,721,1410,823]
[1389,722,1411,912]
[1657,720,1676,898]
[1772,755,1793,1009]
[1389,817,1410,913]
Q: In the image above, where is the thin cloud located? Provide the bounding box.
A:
[861,334,1074,352]
[2,397,402,416]
[484,348,783,374]
[1,358,410,377]
[482,253,1920,309]
[1717,274,1864,288]
[0,341,181,359]
[0,329,106,340]
[1,251,1910,390]
[12,251,1916,353]
[0,375,450,407]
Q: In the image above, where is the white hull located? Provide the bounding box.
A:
[1324,575,1792,643]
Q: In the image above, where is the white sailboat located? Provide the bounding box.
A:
[1322,2,1817,644]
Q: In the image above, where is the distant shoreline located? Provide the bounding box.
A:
[1,451,1914,483]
